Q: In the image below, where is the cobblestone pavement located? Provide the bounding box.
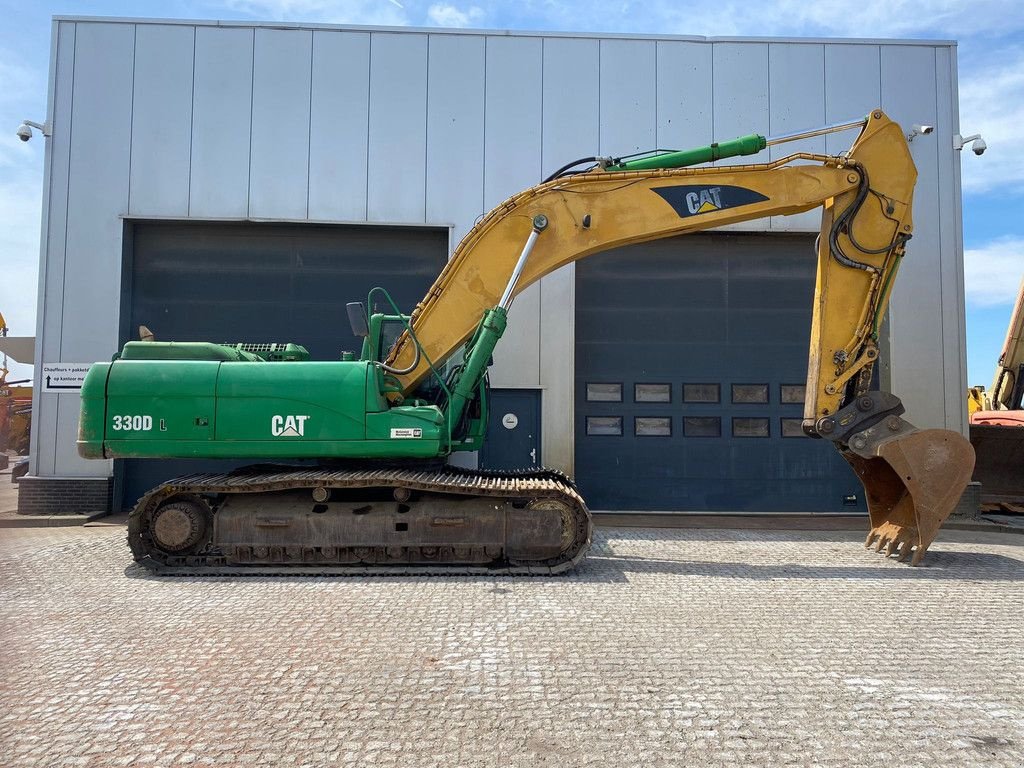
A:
[1,523,1022,768]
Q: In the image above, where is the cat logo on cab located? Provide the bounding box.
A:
[271,415,310,437]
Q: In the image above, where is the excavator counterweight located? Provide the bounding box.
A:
[78,110,973,573]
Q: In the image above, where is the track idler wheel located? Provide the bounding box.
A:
[844,425,975,565]
[140,495,213,558]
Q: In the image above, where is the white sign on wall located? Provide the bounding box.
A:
[42,363,92,393]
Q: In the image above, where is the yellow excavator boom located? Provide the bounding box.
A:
[387,110,974,564]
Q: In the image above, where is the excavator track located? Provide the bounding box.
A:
[127,465,592,576]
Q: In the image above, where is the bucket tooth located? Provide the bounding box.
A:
[844,427,975,566]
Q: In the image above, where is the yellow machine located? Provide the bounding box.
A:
[0,312,32,461]
[82,110,973,573]
[969,277,1024,506]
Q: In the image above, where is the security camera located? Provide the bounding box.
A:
[906,124,933,142]
[16,120,49,141]
[954,132,986,155]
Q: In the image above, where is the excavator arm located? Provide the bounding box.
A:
[386,109,974,564]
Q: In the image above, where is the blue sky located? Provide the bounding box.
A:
[1,0,1022,387]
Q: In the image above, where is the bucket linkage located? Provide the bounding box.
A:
[820,392,975,565]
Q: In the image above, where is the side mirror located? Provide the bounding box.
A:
[346,302,369,337]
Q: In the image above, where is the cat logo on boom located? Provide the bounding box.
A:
[686,187,723,215]
[271,414,310,437]
[653,184,770,219]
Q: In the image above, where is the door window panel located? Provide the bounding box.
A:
[731,384,769,404]
[586,416,623,436]
[732,417,770,437]
[683,416,721,437]
[586,383,622,402]
[635,416,672,436]
[683,383,720,403]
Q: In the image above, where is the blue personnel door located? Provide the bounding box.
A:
[480,389,542,471]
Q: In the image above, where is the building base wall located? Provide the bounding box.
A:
[17,476,112,516]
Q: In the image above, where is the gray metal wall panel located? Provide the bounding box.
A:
[768,43,825,232]
[824,44,881,155]
[128,24,194,216]
[656,41,713,150]
[712,42,769,164]
[539,37,601,472]
[62,21,134,362]
[935,45,968,434]
[249,29,312,220]
[32,21,76,477]
[189,27,253,218]
[542,38,599,176]
[367,33,428,222]
[712,42,769,233]
[600,39,656,156]
[426,34,484,245]
[308,31,370,221]
[60,21,135,476]
[881,45,945,430]
[484,36,543,388]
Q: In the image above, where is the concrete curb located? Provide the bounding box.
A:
[591,512,1024,536]
[0,511,110,528]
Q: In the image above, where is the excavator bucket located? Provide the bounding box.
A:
[843,428,976,565]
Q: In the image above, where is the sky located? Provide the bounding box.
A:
[1,0,1022,388]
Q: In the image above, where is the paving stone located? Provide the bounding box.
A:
[0,524,1021,767]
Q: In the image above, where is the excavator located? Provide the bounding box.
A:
[969,277,1024,508]
[1,311,33,467]
[78,109,975,574]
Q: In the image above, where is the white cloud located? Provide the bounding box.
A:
[963,236,1024,307]
[509,0,1024,39]
[220,0,408,26]
[958,46,1024,194]
[426,3,484,27]
[0,56,44,170]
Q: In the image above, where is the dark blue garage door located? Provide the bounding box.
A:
[115,220,447,511]
[574,233,866,513]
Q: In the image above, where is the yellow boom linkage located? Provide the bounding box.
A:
[387,110,974,564]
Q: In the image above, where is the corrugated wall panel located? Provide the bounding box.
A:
[881,45,944,430]
[768,43,825,232]
[189,27,253,218]
[599,39,656,156]
[935,45,968,434]
[824,44,881,155]
[485,36,543,388]
[308,31,370,221]
[540,37,600,472]
[129,24,194,216]
[712,42,769,233]
[713,42,769,164]
[425,34,484,245]
[249,29,312,220]
[31,20,76,477]
[656,41,713,151]
[367,33,428,222]
[59,21,135,476]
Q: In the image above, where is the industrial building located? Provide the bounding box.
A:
[21,17,967,516]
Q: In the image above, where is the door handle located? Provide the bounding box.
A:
[530,448,537,464]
